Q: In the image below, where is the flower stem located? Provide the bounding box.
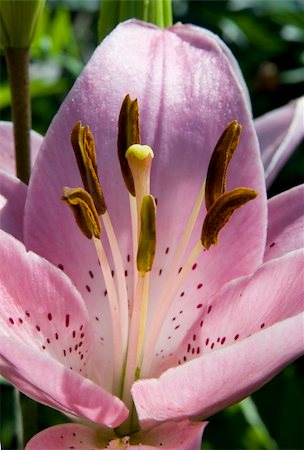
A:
[5,47,31,184]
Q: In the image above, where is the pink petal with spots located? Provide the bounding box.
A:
[0,170,27,240]
[24,20,266,368]
[152,249,304,376]
[133,250,304,426]
[26,420,207,449]
[133,312,303,428]
[25,424,108,450]
[264,185,304,262]
[0,230,128,427]
[0,121,42,175]
[255,97,304,187]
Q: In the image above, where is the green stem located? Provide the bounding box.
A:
[19,394,39,447]
[5,47,31,184]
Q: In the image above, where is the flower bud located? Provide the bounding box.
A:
[0,0,45,48]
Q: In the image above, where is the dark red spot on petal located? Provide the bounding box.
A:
[57,264,64,271]
[192,263,197,270]
[197,283,203,289]
[159,268,162,276]
[178,267,182,273]
[8,317,14,325]
[89,270,94,278]
[55,333,59,340]
[208,305,212,314]
[187,343,191,352]
[165,247,169,254]
[221,337,226,345]
[36,325,40,332]
[18,318,23,324]
[197,303,203,309]
[234,334,239,340]
[72,330,76,338]
[127,254,131,262]
[261,323,265,328]
[86,285,91,292]
[211,342,214,349]
[65,314,70,327]
[205,338,209,346]
[25,311,30,317]
[270,242,275,248]
[47,313,52,321]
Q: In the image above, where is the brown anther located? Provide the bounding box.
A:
[71,121,106,215]
[117,95,141,196]
[62,187,101,239]
[205,121,242,211]
[201,187,258,249]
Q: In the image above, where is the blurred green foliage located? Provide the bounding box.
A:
[0,1,303,449]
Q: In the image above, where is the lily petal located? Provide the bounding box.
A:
[0,230,128,427]
[132,251,304,426]
[0,170,27,240]
[254,96,304,187]
[0,120,42,175]
[264,184,304,262]
[26,420,207,449]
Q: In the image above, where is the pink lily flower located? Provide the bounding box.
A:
[0,20,303,449]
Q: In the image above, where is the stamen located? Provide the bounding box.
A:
[205,120,241,210]
[93,236,123,396]
[141,120,257,376]
[62,187,101,239]
[71,121,130,354]
[71,121,106,214]
[102,212,130,352]
[117,95,141,196]
[201,187,258,249]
